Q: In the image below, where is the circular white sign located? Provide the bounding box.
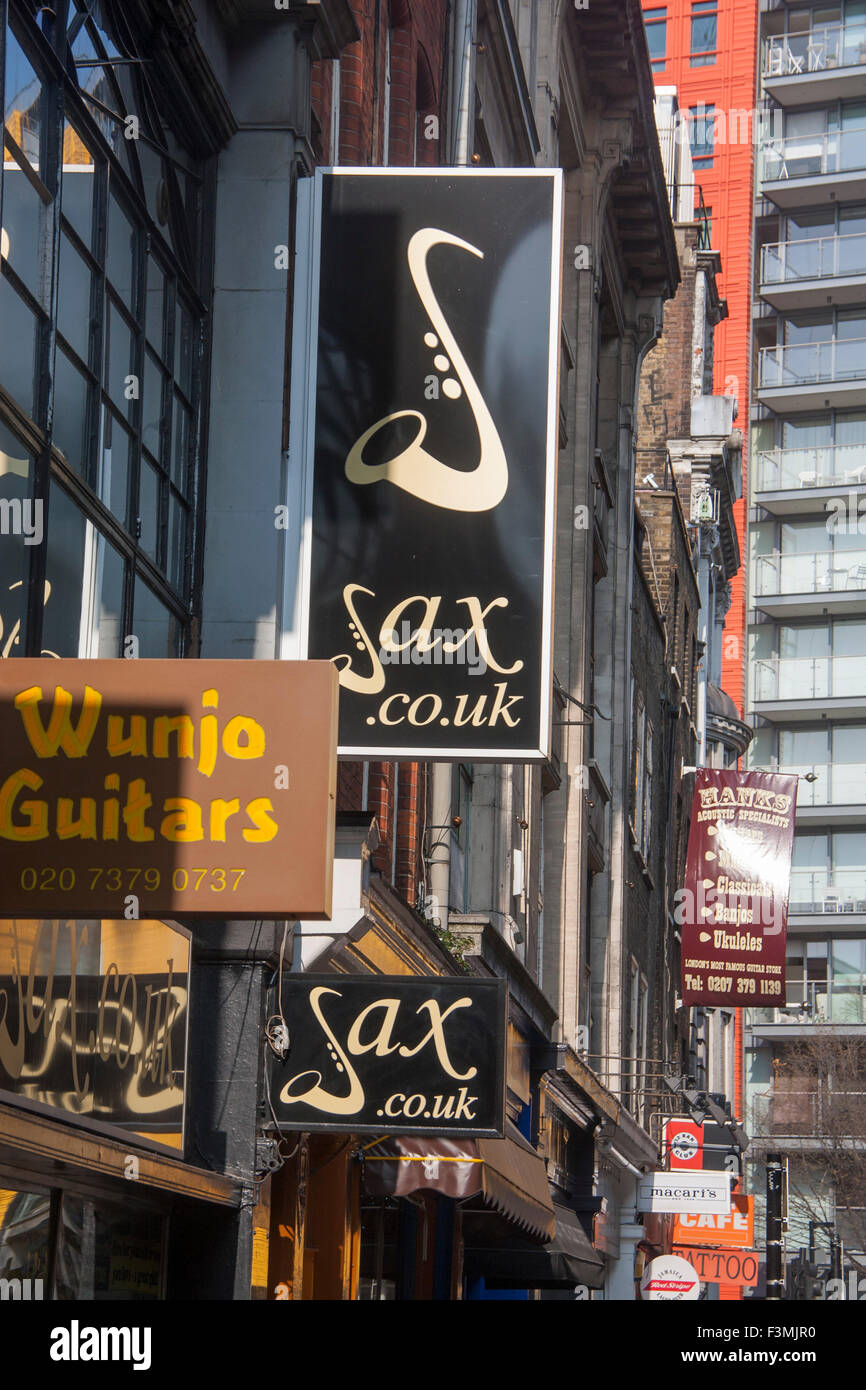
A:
[641,1255,700,1301]
[670,1129,699,1163]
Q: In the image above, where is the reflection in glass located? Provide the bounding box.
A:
[60,123,96,249]
[56,1196,165,1301]
[92,529,125,656]
[133,579,180,656]
[0,419,34,657]
[0,1188,51,1292]
[53,347,91,475]
[43,485,87,657]
[0,273,38,418]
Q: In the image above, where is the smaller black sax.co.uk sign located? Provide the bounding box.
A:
[270,975,506,1136]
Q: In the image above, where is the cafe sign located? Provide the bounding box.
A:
[270,975,506,1136]
[293,169,562,760]
[0,916,189,1150]
[0,660,338,918]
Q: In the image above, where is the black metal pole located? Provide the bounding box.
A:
[766,1153,785,1300]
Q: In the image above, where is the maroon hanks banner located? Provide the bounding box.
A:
[679,770,798,1009]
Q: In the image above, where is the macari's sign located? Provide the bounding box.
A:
[270,975,507,1136]
[0,661,338,918]
[0,917,189,1150]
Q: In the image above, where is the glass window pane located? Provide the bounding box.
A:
[0,420,36,657]
[133,578,180,657]
[4,28,43,173]
[833,829,866,867]
[141,351,166,463]
[0,1186,51,1289]
[97,408,130,524]
[105,300,135,415]
[0,273,39,417]
[60,122,97,250]
[139,454,162,563]
[1,162,51,308]
[42,484,87,657]
[55,1195,165,1301]
[833,725,866,760]
[168,490,187,592]
[106,190,137,312]
[92,532,125,656]
[57,233,93,363]
[175,301,194,398]
[832,939,863,976]
[52,346,91,474]
[145,255,167,358]
[172,394,192,492]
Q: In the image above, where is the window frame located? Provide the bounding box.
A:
[1,1,208,660]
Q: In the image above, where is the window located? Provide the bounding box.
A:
[690,0,718,65]
[645,7,667,69]
[1,3,206,661]
[631,684,646,847]
[689,105,716,167]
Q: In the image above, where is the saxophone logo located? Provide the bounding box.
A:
[344,228,508,513]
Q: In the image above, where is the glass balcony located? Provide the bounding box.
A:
[761,232,866,284]
[748,979,866,1023]
[751,654,866,701]
[760,127,866,183]
[789,868,866,912]
[754,444,866,491]
[758,338,866,388]
[753,549,866,596]
[764,24,866,78]
[773,762,866,804]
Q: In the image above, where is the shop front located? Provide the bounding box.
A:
[0,914,241,1301]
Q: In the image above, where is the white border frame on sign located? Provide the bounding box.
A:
[280,166,564,762]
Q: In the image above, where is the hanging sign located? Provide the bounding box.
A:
[672,1194,754,1249]
[641,1255,701,1301]
[664,1118,704,1170]
[270,975,506,1136]
[294,168,562,759]
[679,770,798,1008]
[637,1170,732,1215]
[0,660,338,918]
[672,1246,760,1288]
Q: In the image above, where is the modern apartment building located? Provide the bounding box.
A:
[641,0,759,714]
[745,0,866,1274]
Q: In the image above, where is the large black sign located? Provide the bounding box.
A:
[270,975,506,1136]
[296,169,562,759]
[0,917,189,1150]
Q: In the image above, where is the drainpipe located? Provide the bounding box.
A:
[428,764,452,933]
[696,527,711,768]
[450,0,476,165]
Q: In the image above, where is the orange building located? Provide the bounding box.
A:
[642,0,759,713]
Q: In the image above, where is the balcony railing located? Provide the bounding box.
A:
[776,762,866,805]
[758,338,866,389]
[753,549,866,596]
[752,1089,866,1138]
[748,979,866,1023]
[760,126,866,183]
[755,444,866,492]
[789,869,866,913]
[751,654,865,701]
[761,232,866,284]
[764,24,866,78]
